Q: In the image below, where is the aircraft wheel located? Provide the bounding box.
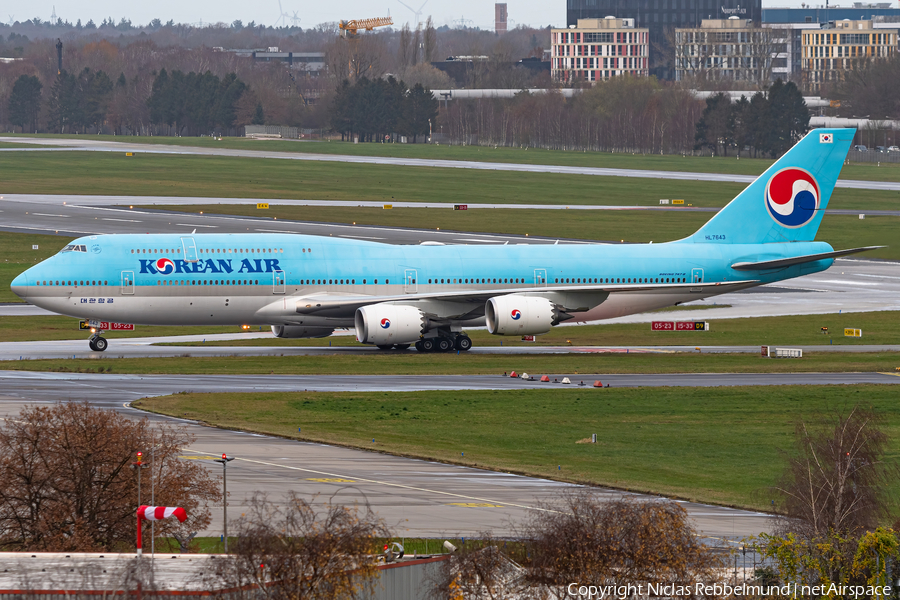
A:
[394,344,411,350]
[93,337,108,352]
[420,339,435,352]
[437,337,453,352]
[89,338,98,351]
[377,344,393,350]
[414,341,424,352]
[455,335,472,352]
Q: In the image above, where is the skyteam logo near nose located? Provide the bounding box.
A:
[155,258,175,275]
[511,309,522,320]
[380,318,391,329]
[765,168,820,228]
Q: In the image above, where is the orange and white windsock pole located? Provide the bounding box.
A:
[137,505,187,555]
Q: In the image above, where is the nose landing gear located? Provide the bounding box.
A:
[89,332,108,352]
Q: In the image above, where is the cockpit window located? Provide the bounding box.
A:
[60,244,88,253]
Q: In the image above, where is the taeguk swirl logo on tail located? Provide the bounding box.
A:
[155,258,175,275]
[765,168,820,228]
[380,318,391,329]
[511,309,522,320]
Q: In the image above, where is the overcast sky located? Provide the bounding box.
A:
[19,0,811,31]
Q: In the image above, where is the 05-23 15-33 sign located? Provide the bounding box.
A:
[79,320,135,331]
[651,321,709,331]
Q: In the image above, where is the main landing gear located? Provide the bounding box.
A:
[414,334,472,353]
[89,332,108,352]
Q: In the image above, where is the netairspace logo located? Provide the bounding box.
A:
[566,582,893,599]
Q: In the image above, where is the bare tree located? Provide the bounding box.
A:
[200,492,390,599]
[0,402,220,552]
[423,17,437,64]
[521,492,725,598]
[772,404,895,539]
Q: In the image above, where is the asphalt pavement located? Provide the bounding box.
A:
[0,370,776,541]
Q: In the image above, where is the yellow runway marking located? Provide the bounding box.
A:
[307,478,355,483]
[186,447,558,513]
[447,503,504,508]
[878,372,900,377]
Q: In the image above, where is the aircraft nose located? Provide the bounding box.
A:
[11,271,28,300]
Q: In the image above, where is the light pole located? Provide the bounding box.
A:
[131,451,149,555]
[214,454,235,553]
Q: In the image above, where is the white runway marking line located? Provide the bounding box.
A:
[101,218,143,223]
[186,449,559,513]
[31,213,71,217]
[336,235,385,240]
[176,223,218,228]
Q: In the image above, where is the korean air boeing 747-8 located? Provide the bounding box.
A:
[11,128,878,352]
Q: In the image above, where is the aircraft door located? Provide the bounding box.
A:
[404,269,417,294]
[534,269,548,286]
[180,237,199,263]
[692,268,704,283]
[273,270,286,294]
[121,271,135,295]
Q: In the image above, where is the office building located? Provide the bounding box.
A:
[551,17,649,83]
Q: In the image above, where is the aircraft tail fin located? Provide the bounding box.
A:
[683,128,853,245]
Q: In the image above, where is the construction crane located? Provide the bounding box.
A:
[339,16,393,38]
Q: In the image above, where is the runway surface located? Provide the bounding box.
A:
[3,332,900,361]
[1,136,898,192]
[0,370,775,541]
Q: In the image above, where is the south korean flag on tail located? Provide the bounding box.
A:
[819,133,834,143]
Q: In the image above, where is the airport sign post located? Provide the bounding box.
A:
[214,454,235,553]
[651,321,709,331]
[80,320,134,331]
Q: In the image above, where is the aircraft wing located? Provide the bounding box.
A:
[286,279,760,319]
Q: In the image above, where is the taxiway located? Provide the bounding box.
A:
[0,370,775,541]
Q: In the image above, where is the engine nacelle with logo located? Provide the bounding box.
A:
[486,295,556,336]
[355,304,426,345]
[271,325,335,339]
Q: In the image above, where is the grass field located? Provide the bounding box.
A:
[136,384,900,510]
[157,204,900,260]
[0,150,899,212]
[11,133,900,183]
[0,231,71,303]
[4,350,899,375]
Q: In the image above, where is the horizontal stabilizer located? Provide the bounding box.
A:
[731,246,884,271]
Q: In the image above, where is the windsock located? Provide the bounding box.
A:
[137,505,187,523]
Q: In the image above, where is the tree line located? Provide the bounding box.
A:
[147,69,255,136]
[695,79,810,157]
[329,77,438,143]
[5,68,253,135]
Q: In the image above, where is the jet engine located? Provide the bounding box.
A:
[271,325,335,339]
[486,295,556,336]
[355,304,426,345]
